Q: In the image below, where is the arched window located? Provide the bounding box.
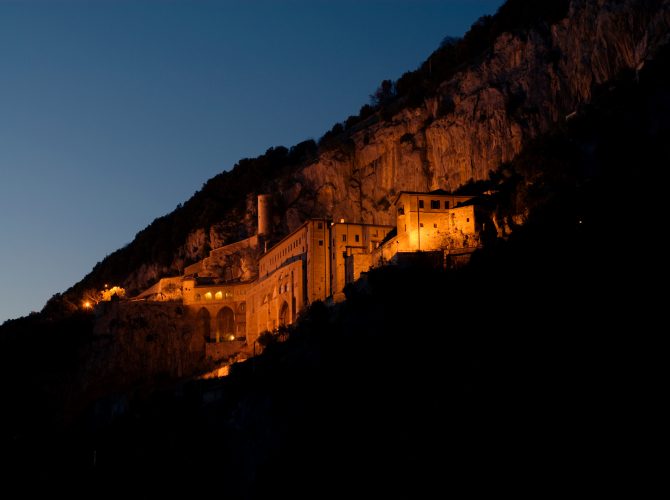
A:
[217,307,235,341]
[198,308,211,341]
[279,301,290,327]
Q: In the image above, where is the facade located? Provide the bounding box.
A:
[329,222,394,301]
[181,278,252,359]
[134,190,482,359]
[247,220,329,342]
[394,191,475,252]
[374,191,480,266]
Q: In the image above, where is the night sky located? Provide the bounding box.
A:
[0,0,504,323]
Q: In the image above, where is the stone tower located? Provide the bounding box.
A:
[257,194,271,237]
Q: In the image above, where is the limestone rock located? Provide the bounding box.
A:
[118,0,670,293]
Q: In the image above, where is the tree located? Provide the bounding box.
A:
[370,79,396,106]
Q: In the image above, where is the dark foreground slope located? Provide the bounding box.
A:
[2,46,666,496]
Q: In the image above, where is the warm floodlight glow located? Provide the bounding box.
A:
[101,286,126,301]
[205,292,212,300]
[215,291,223,300]
[83,301,92,309]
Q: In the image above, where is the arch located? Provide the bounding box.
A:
[279,301,290,327]
[197,308,211,341]
[217,306,235,341]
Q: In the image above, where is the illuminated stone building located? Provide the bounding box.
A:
[373,191,480,266]
[135,190,481,358]
[246,219,329,341]
[329,221,394,302]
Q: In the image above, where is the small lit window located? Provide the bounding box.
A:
[215,291,223,300]
[418,200,424,209]
[355,234,360,242]
[205,292,212,300]
[430,200,440,209]
[319,239,323,246]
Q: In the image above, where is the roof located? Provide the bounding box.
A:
[391,190,473,206]
[331,221,394,229]
[378,227,397,246]
[261,218,329,259]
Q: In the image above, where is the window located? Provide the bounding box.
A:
[317,222,323,229]
[420,223,424,227]
[318,239,323,246]
[466,218,470,222]
[418,200,424,209]
[397,207,405,215]
[355,234,360,242]
[444,201,450,209]
[433,223,438,228]
[430,200,440,209]
[342,235,347,242]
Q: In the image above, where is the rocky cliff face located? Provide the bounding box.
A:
[85,0,670,294]
[286,0,669,228]
[121,196,259,294]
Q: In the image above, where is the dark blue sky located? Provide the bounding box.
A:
[0,0,504,322]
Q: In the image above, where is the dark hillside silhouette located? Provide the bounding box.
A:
[1,39,665,496]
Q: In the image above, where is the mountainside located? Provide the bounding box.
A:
[300,0,669,219]
[5,47,668,483]
[2,1,668,489]
[57,0,669,303]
